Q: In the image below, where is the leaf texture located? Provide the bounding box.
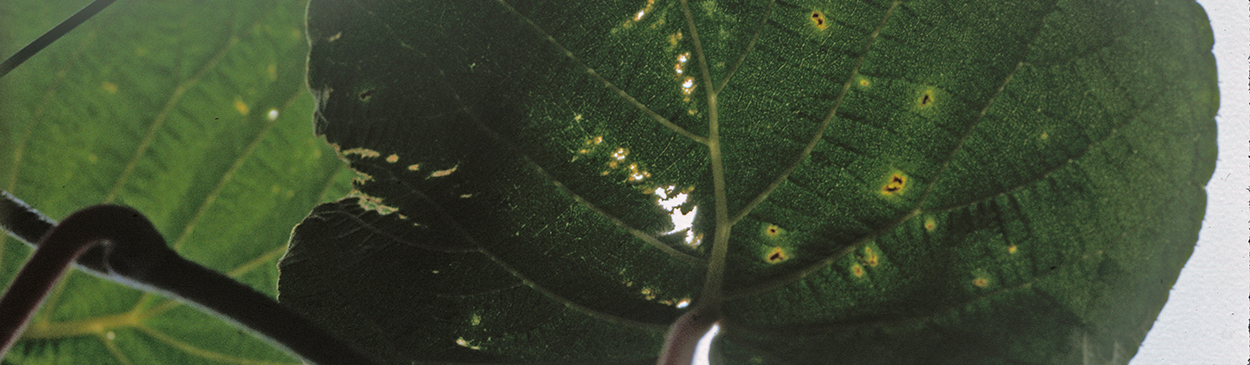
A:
[280,0,1218,363]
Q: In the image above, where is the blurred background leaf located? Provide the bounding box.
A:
[0,0,354,363]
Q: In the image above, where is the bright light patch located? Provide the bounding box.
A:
[267,109,280,121]
[694,324,720,364]
[675,52,691,75]
[675,299,691,309]
[656,186,698,246]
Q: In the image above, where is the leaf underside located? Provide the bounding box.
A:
[280,0,1218,364]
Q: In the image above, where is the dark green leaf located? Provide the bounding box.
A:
[280,0,1218,363]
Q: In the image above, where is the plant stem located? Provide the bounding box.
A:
[0,203,383,365]
[657,304,720,365]
[0,190,55,246]
[0,0,118,79]
[0,207,99,355]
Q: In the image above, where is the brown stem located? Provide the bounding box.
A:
[657,304,721,365]
[0,205,112,354]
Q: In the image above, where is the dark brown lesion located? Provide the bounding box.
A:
[918,90,935,108]
[882,174,906,194]
[765,247,789,263]
[810,11,827,29]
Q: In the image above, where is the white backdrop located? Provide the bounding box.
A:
[694,1,1250,363]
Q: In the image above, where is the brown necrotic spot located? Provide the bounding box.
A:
[973,277,990,288]
[918,89,936,108]
[882,174,906,194]
[765,247,789,263]
[810,11,827,30]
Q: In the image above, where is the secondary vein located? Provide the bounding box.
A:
[492,0,710,145]
[730,0,903,225]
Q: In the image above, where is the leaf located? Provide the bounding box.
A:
[0,0,354,364]
[280,0,1218,364]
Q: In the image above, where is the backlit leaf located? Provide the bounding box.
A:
[280,0,1217,363]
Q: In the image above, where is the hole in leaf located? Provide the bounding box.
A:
[359,89,375,101]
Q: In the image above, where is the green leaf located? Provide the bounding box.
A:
[0,0,354,364]
[280,0,1217,364]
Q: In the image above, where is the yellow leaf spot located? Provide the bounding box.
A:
[1040,131,1049,140]
[764,247,789,264]
[407,164,420,171]
[858,78,870,87]
[455,337,482,350]
[430,165,458,178]
[386,154,399,163]
[234,97,250,115]
[640,287,658,300]
[350,191,398,215]
[267,63,278,81]
[882,173,907,195]
[851,264,864,277]
[924,217,937,231]
[917,89,936,109]
[810,10,828,30]
[762,224,782,238]
[101,82,118,94]
[1008,245,1018,254]
[973,277,990,288]
[859,246,880,267]
[340,148,380,158]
